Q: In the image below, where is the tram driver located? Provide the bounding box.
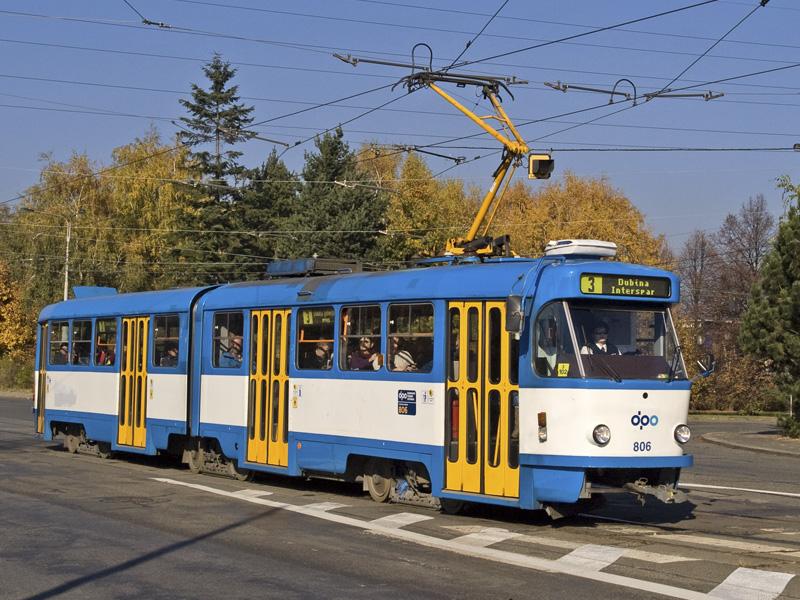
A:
[580,322,620,355]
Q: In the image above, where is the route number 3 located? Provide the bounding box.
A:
[633,441,652,452]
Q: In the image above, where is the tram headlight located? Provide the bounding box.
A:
[674,424,691,444]
[592,424,611,447]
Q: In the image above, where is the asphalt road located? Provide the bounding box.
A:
[2,396,799,600]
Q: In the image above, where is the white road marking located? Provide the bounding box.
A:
[154,477,712,599]
[517,534,697,564]
[557,544,626,571]
[449,527,521,548]
[656,534,800,557]
[368,512,434,529]
[680,483,800,499]
[301,502,349,512]
[231,489,274,499]
[708,567,794,600]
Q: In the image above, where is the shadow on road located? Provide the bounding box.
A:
[22,509,278,600]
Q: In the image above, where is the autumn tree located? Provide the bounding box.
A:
[0,260,35,359]
[378,152,473,262]
[491,172,668,264]
[11,153,114,307]
[104,131,202,290]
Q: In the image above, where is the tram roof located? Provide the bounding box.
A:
[38,286,209,321]
[38,257,680,320]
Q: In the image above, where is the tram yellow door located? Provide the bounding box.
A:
[36,322,48,434]
[118,317,149,448]
[445,302,520,498]
[247,309,290,467]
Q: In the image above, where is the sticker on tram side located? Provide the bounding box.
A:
[557,363,570,377]
[398,390,417,415]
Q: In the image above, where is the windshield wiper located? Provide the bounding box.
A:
[588,355,622,383]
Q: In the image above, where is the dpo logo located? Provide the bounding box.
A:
[631,411,659,430]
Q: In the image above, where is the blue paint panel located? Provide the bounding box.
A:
[521,453,693,468]
[45,409,116,443]
[198,422,245,460]
[292,431,437,477]
[438,490,524,508]
[45,409,185,456]
[531,467,586,503]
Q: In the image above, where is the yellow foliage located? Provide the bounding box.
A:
[0,261,35,358]
[380,152,474,260]
[491,172,668,265]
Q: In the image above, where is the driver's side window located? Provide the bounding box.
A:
[533,303,578,378]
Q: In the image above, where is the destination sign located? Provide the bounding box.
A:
[580,274,671,298]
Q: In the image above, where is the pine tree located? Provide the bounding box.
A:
[233,150,301,276]
[179,53,255,191]
[740,176,800,404]
[285,129,387,260]
[174,54,256,284]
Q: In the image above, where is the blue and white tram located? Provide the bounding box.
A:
[33,241,697,513]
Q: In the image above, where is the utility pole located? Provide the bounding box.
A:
[63,219,71,301]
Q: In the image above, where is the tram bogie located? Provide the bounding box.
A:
[33,241,695,516]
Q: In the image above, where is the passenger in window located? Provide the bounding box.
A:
[54,342,69,365]
[390,337,417,372]
[580,322,620,355]
[219,336,243,368]
[96,337,107,365]
[309,341,332,369]
[350,337,382,370]
[160,343,179,367]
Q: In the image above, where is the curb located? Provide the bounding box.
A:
[701,432,800,458]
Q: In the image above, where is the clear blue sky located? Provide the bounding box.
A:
[1,0,798,252]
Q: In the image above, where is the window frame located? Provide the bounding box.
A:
[152,314,181,370]
[211,311,245,370]
[48,320,71,367]
[387,302,434,374]
[296,306,335,371]
[94,317,118,368]
[532,301,583,379]
[70,319,93,368]
[339,304,383,372]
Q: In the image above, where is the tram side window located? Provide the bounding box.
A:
[71,320,92,366]
[533,303,578,378]
[388,303,433,372]
[49,321,70,365]
[153,315,180,368]
[297,307,334,370]
[95,319,117,366]
[213,311,244,368]
[340,305,382,371]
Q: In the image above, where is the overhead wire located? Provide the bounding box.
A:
[443,0,509,71]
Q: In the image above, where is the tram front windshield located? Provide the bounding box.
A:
[533,301,685,381]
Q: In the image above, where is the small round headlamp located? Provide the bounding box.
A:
[593,424,611,446]
[674,424,691,444]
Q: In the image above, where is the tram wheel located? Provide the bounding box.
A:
[439,499,465,515]
[96,442,113,460]
[365,460,394,503]
[227,460,253,482]
[64,435,79,454]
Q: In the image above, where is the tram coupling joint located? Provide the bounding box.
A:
[623,478,687,504]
